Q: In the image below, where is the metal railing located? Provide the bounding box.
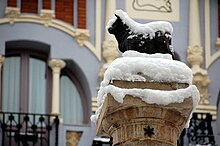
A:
[179,112,216,146]
[0,112,59,146]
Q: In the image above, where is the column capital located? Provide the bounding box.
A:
[0,55,6,71]
[0,55,5,64]
[48,59,66,73]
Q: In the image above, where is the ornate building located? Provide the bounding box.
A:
[0,0,219,145]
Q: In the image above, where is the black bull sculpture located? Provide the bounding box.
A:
[108,15,175,59]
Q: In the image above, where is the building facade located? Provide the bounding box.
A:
[0,0,219,145]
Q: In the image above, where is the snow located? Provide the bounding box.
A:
[123,50,173,59]
[101,51,192,88]
[91,84,199,128]
[107,9,173,37]
[91,51,200,129]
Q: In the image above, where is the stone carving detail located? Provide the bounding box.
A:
[40,10,55,27]
[98,40,118,81]
[4,7,20,24]
[144,126,155,137]
[132,0,172,13]
[74,29,90,47]
[216,38,220,51]
[187,45,210,105]
[0,55,5,72]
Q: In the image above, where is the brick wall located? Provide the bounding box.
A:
[14,0,86,28]
[7,0,17,7]
[21,0,38,14]
[43,0,51,9]
[55,0,74,25]
[78,0,86,29]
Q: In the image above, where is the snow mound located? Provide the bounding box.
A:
[101,51,192,87]
[91,51,200,129]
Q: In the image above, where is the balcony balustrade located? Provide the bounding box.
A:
[0,112,59,146]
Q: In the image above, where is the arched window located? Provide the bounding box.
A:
[60,67,87,125]
[2,54,46,113]
[2,48,51,113]
[1,41,88,125]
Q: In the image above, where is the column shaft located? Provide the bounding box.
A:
[48,59,66,115]
[189,0,201,46]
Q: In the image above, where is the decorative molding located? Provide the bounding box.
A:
[92,97,98,113]
[205,0,220,69]
[74,29,90,47]
[48,59,66,74]
[126,0,179,21]
[216,38,220,51]
[0,55,5,71]
[98,40,118,81]
[0,7,101,61]
[4,7,20,24]
[132,0,172,12]
[195,104,217,120]
[187,45,211,105]
[187,45,217,119]
[40,9,55,27]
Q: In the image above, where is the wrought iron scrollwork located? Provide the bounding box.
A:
[186,113,216,145]
[0,112,59,146]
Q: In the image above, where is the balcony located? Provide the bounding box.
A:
[0,112,59,146]
[179,112,216,146]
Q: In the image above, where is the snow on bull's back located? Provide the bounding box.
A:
[101,51,193,88]
[106,9,173,35]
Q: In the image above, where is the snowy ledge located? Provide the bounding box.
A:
[106,9,173,36]
[91,51,199,128]
[91,84,200,128]
[100,51,193,88]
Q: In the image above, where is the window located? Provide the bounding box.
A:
[1,49,51,113]
[60,68,85,125]
[1,44,87,125]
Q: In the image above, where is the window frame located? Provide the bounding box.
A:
[1,48,52,113]
[61,68,89,124]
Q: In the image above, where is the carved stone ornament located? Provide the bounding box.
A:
[187,45,210,105]
[96,80,194,146]
[4,7,20,24]
[0,55,5,71]
[216,38,220,51]
[40,9,55,27]
[74,29,90,47]
[48,59,66,74]
[98,40,118,81]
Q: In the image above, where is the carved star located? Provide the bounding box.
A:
[144,126,155,137]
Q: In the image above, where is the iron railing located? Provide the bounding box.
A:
[179,112,216,146]
[0,112,59,146]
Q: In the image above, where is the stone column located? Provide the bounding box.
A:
[187,0,217,119]
[187,0,211,105]
[96,80,194,146]
[189,0,201,47]
[0,55,5,109]
[48,59,66,115]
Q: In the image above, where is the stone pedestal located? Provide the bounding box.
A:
[96,80,194,146]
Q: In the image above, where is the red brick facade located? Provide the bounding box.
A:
[78,0,86,29]
[55,0,74,25]
[7,0,17,7]
[42,0,51,9]
[12,0,86,28]
[21,0,38,14]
